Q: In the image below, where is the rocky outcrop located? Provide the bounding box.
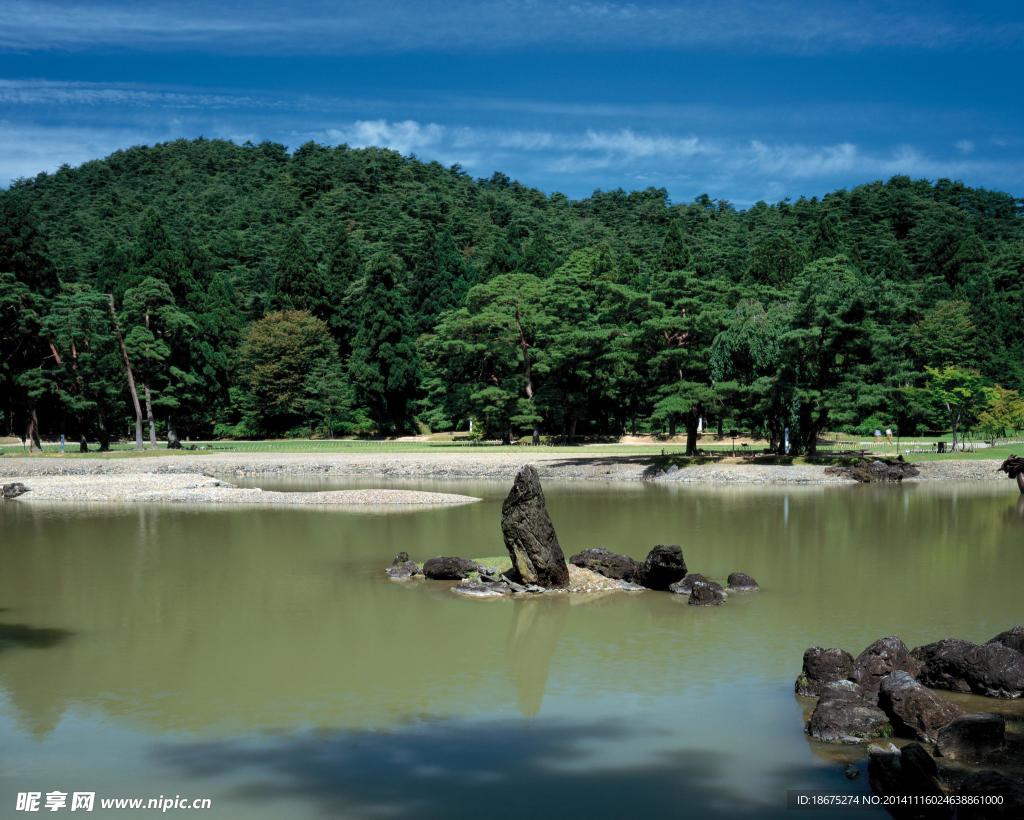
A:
[385,551,421,579]
[422,556,480,580]
[807,680,892,744]
[1,482,29,500]
[639,544,687,590]
[726,571,759,591]
[500,465,569,588]
[668,572,710,595]
[935,713,1006,762]
[568,548,641,583]
[913,638,1024,698]
[877,670,963,742]
[687,578,726,606]
[795,647,855,697]
[988,625,1024,654]
[852,636,923,697]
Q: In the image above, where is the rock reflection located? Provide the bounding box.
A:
[505,597,569,717]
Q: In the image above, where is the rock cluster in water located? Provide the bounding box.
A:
[383,465,760,603]
[796,628,1024,814]
[824,457,920,483]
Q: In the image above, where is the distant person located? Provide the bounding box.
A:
[885,427,893,446]
[873,429,882,448]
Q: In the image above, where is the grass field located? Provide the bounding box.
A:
[2,436,1019,461]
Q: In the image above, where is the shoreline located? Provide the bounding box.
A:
[0,472,481,507]
[0,452,1009,486]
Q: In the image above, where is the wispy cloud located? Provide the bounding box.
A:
[2,1,1020,54]
[5,113,1021,200]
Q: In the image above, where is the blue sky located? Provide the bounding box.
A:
[1,0,1022,204]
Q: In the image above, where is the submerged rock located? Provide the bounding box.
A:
[687,578,726,606]
[807,680,892,744]
[935,713,1006,762]
[385,551,421,579]
[795,647,855,697]
[877,670,963,742]
[640,544,687,590]
[500,465,569,589]
[913,638,1024,698]
[668,572,711,595]
[1,482,29,500]
[852,636,922,697]
[726,571,759,591]
[452,580,511,598]
[568,548,642,583]
[957,769,1024,817]
[422,556,479,580]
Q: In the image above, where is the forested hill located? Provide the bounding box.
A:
[2,138,1023,452]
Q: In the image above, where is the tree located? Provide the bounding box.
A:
[918,366,991,451]
[775,256,869,454]
[238,310,342,435]
[348,253,419,434]
[422,273,550,444]
[909,300,976,369]
[978,386,1024,444]
[122,277,196,447]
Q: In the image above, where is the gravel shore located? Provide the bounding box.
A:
[0,451,1009,485]
[0,473,480,507]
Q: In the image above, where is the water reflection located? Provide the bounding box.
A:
[506,598,569,717]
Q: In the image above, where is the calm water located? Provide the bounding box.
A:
[1,478,1022,818]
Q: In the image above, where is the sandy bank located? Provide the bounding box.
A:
[0,452,1010,485]
[0,473,480,507]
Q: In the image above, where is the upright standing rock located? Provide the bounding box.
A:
[501,465,569,588]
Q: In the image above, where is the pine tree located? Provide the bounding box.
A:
[348,252,420,434]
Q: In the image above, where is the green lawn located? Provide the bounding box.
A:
[2,436,1018,461]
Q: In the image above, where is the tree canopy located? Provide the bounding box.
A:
[2,138,1023,450]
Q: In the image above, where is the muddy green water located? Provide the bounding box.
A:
[1,479,1022,818]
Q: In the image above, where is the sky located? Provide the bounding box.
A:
[1,0,1022,205]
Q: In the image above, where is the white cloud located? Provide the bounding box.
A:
[955,139,975,154]
[3,116,1022,206]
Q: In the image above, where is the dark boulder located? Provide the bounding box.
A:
[422,556,479,580]
[795,647,855,697]
[2,482,29,500]
[726,571,759,591]
[913,639,1024,698]
[868,742,948,817]
[500,466,569,589]
[877,670,963,742]
[668,572,710,595]
[569,548,641,583]
[935,713,1006,762]
[852,636,923,697]
[640,544,687,590]
[687,578,726,606]
[807,680,892,744]
[385,551,421,579]
[957,769,1024,818]
[988,625,1024,655]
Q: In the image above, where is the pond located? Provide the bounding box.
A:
[1,478,1022,818]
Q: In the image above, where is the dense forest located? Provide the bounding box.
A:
[2,138,1023,454]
